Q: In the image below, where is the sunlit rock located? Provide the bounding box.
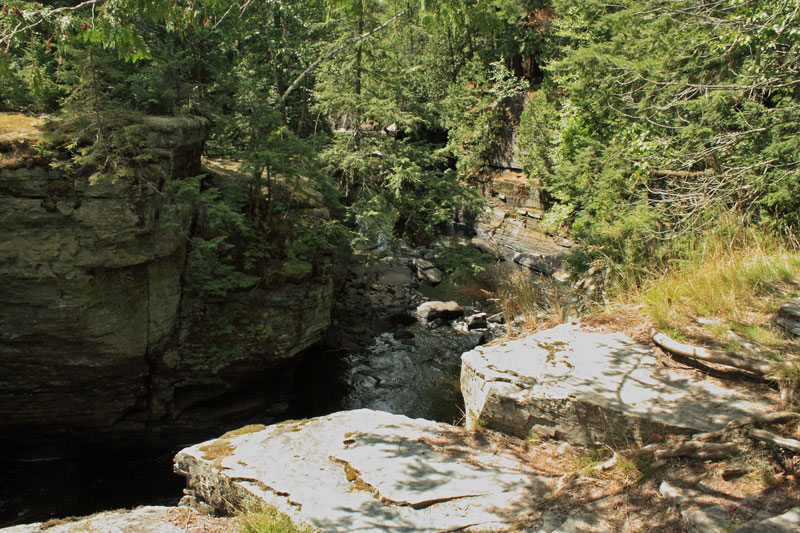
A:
[175,409,555,531]
[461,323,773,445]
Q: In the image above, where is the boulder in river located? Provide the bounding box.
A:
[461,323,773,445]
[174,409,554,531]
[415,300,464,322]
[412,258,443,285]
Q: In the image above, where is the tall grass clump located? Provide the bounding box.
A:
[637,222,800,336]
[497,268,565,335]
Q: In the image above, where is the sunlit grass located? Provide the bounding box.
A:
[635,228,800,349]
[0,112,41,139]
[237,504,313,533]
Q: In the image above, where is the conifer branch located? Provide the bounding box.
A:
[277,10,406,108]
[1,0,101,53]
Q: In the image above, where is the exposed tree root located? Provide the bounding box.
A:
[649,327,800,407]
[639,411,800,469]
[749,429,800,453]
[649,327,776,375]
[692,411,800,442]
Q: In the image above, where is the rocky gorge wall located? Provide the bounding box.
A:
[0,116,332,452]
[473,94,572,278]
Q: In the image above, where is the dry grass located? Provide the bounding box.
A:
[236,504,313,533]
[199,439,236,461]
[497,268,566,336]
[610,229,800,360]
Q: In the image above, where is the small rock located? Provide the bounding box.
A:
[539,509,565,532]
[471,237,496,255]
[427,318,446,329]
[393,328,414,340]
[775,298,800,336]
[658,480,685,505]
[513,252,555,276]
[412,258,443,285]
[417,267,443,285]
[467,313,488,330]
[682,505,732,533]
[412,258,435,270]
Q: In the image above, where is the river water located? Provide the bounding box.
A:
[0,263,501,527]
[341,322,497,423]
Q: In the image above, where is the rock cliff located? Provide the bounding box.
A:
[0,116,332,451]
[473,92,572,277]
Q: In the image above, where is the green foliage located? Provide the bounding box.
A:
[519,0,800,293]
[539,202,572,235]
[434,243,494,275]
[443,59,528,175]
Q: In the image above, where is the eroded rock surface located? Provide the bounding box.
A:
[474,171,571,277]
[0,116,206,446]
[175,409,555,532]
[2,506,232,533]
[461,323,773,444]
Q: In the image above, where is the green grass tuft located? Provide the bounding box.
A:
[237,504,313,533]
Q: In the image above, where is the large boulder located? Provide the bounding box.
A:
[174,409,554,531]
[461,323,773,445]
[416,301,464,322]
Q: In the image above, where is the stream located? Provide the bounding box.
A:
[340,322,498,423]
[0,247,503,527]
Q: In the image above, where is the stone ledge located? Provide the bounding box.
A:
[461,323,773,445]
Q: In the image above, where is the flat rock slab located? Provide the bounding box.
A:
[174,409,554,532]
[736,506,800,532]
[1,506,224,533]
[461,323,773,445]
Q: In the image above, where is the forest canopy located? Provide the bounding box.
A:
[2,0,798,288]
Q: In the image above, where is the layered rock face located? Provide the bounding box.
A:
[466,93,572,277]
[0,117,332,450]
[474,172,572,277]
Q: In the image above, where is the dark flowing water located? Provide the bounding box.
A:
[0,267,501,528]
[0,445,185,527]
[339,324,492,423]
